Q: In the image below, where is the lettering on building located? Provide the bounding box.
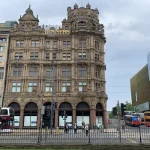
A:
[45,29,70,34]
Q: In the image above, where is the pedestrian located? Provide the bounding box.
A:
[85,124,89,136]
[82,122,85,133]
[93,123,96,131]
[97,121,101,131]
[64,122,69,134]
[74,123,77,134]
[121,120,125,131]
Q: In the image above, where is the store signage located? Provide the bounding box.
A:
[45,29,70,34]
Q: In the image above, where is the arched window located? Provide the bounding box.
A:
[78,21,86,28]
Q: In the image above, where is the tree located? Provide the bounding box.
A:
[125,101,134,111]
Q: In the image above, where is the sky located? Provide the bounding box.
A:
[0,0,150,111]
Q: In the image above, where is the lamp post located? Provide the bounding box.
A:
[50,60,55,134]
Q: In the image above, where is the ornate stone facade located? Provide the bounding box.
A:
[3,4,107,129]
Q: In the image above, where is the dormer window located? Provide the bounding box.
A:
[78,21,86,28]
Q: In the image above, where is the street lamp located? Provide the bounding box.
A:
[50,60,55,134]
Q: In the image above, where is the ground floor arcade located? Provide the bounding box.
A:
[7,101,107,129]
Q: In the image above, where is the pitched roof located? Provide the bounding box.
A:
[19,5,39,22]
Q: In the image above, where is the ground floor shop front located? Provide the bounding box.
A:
[6,101,107,129]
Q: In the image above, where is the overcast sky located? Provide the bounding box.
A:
[0,0,149,111]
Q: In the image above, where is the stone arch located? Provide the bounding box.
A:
[4,99,22,108]
[23,100,38,109]
[42,102,52,128]
[58,102,73,128]
[23,102,38,128]
[76,102,90,127]
[96,102,104,126]
[8,102,21,127]
[59,102,72,110]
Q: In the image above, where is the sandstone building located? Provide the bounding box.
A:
[3,4,107,128]
[0,21,17,107]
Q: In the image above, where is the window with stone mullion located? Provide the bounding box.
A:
[78,66,87,77]
[12,82,21,92]
[62,67,71,77]
[61,82,71,92]
[45,82,52,92]
[78,81,87,92]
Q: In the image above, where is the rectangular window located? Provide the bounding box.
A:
[12,82,21,92]
[95,41,99,49]
[63,53,71,60]
[16,41,24,48]
[0,38,6,42]
[45,82,52,92]
[95,54,100,61]
[30,52,39,59]
[0,56,2,62]
[61,82,71,92]
[53,41,57,48]
[95,83,100,92]
[62,67,71,77]
[95,68,100,78]
[78,67,87,77]
[78,52,87,59]
[46,68,56,78]
[52,53,56,60]
[31,41,39,47]
[0,68,4,79]
[46,41,50,48]
[29,67,38,76]
[28,82,37,92]
[63,41,71,48]
[135,92,138,102]
[78,81,87,92]
[79,39,86,48]
[15,52,23,60]
[13,66,22,77]
[45,53,50,60]
[0,46,3,52]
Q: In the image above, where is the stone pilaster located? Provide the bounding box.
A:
[19,108,24,129]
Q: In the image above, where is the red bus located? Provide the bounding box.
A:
[124,115,141,127]
[0,107,15,132]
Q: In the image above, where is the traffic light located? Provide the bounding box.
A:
[112,107,117,116]
[55,102,58,109]
[121,103,126,116]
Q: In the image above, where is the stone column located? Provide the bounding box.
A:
[19,108,24,129]
[103,109,107,128]
[72,108,76,127]
[55,109,59,128]
[90,109,96,129]
[37,108,41,128]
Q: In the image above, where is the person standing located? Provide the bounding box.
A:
[74,123,77,134]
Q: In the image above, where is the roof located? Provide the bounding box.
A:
[19,5,39,22]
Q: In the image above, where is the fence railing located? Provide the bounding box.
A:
[0,125,150,145]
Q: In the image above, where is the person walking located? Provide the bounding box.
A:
[121,120,125,131]
[93,123,96,132]
[74,123,77,134]
[85,124,89,136]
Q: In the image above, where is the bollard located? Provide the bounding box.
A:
[56,127,59,134]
